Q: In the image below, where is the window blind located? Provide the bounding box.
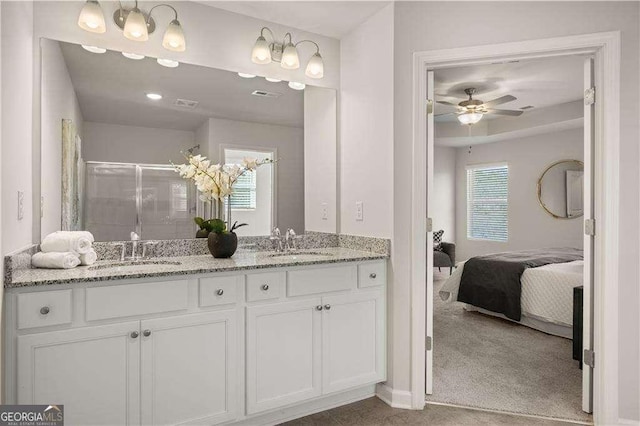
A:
[228,171,257,210]
[466,164,508,242]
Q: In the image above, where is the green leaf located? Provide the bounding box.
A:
[194,217,205,229]
[208,218,227,234]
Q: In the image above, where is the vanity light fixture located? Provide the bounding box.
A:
[122,52,145,60]
[251,27,324,79]
[238,73,256,79]
[81,45,107,54]
[146,93,163,100]
[457,111,484,125]
[78,1,186,52]
[288,81,306,91]
[157,58,179,68]
[265,77,282,83]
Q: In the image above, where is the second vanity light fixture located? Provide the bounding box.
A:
[252,27,324,79]
[78,0,186,52]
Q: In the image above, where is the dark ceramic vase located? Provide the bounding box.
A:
[207,232,238,258]
[196,229,210,239]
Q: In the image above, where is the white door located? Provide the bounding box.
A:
[140,311,237,425]
[321,290,385,394]
[246,299,322,414]
[582,57,595,414]
[17,322,140,426]
[425,70,435,394]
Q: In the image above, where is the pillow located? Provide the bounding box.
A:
[433,230,444,251]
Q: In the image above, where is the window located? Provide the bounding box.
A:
[227,169,257,210]
[467,163,508,242]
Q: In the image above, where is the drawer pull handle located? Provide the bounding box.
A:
[40,306,50,315]
[262,284,270,291]
[324,304,331,310]
[131,331,139,339]
[369,273,377,279]
[143,329,152,337]
[216,289,224,296]
[315,305,323,311]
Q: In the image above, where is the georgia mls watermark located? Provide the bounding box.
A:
[0,405,63,426]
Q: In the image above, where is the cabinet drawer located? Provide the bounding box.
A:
[287,265,356,297]
[200,276,239,307]
[358,261,386,288]
[246,272,285,302]
[17,289,72,330]
[86,280,188,321]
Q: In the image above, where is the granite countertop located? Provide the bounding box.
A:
[6,247,388,288]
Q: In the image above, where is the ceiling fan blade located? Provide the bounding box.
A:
[436,100,459,106]
[487,109,524,117]
[482,94,517,108]
[435,112,456,117]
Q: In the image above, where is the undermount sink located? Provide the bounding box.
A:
[88,260,182,271]
[267,251,335,260]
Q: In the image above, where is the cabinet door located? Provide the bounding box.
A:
[246,298,322,414]
[322,290,386,394]
[17,322,140,426]
[140,311,237,425]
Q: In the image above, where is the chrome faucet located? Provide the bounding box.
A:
[129,231,140,261]
[285,228,297,252]
[270,228,284,252]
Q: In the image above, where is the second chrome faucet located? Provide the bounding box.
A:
[270,227,298,252]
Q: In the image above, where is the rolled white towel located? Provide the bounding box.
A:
[32,252,80,269]
[79,249,98,266]
[40,231,93,255]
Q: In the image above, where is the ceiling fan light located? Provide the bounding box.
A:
[162,19,186,52]
[77,0,106,33]
[252,36,272,65]
[123,7,149,41]
[157,58,179,68]
[281,43,300,70]
[288,81,305,91]
[82,45,107,54]
[305,52,324,79]
[457,111,483,125]
[122,52,145,60]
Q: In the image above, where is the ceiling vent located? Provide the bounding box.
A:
[520,105,535,110]
[251,90,281,98]
[174,98,199,109]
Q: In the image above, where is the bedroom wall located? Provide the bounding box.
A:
[433,146,456,243]
[454,128,583,261]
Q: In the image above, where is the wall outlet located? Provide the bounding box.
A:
[321,203,328,220]
[355,201,364,221]
[17,191,24,220]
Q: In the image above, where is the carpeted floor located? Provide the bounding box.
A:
[426,273,592,422]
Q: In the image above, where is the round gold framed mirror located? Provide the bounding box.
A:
[537,159,584,219]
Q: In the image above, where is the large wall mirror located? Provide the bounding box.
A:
[537,159,584,219]
[40,39,336,242]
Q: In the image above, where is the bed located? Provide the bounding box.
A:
[439,249,584,339]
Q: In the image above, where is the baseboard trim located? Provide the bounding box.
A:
[618,418,640,426]
[232,384,377,425]
[376,383,413,409]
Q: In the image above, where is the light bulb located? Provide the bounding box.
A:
[281,43,300,70]
[77,1,106,33]
[305,52,324,79]
[82,45,106,54]
[265,77,282,83]
[123,7,149,41]
[288,81,305,91]
[162,19,186,52]
[457,111,484,125]
[122,52,145,60]
[238,73,256,79]
[251,36,272,64]
[157,58,179,68]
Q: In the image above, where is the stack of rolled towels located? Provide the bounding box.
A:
[32,231,98,269]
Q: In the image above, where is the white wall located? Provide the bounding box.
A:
[433,146,456,243]
[393,2,639,420]
[340,4,394,239]
[206,117,304,234]
[40,39,84,239]
[454,128,583,261]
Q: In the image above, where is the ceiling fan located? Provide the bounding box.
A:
[436,88,523,125]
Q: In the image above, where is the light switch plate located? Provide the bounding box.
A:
[17,191,24,220]
[321,203,328,220]
[355,201,363,221]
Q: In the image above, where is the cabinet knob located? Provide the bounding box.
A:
[130,331,139,339]
[216,289,224,296]
[40,306,50,315]
[143,329,152,337]
[324,304,331,310]
[261,284,269,291]
[369,273,377,279]
[315,305,323,311]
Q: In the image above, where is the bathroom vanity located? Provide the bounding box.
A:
[3,249,387,425]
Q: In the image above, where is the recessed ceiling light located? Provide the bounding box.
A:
[146,93,163,100]
[122,52,145,60]
[265,77,282,83]
[157,58,179,68]
[238,72,256,78]
[81,45,106,54]
[288,81,306,91]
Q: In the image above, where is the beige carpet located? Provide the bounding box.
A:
[426,273,592,422]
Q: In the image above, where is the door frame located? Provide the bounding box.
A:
[410,31,621,425]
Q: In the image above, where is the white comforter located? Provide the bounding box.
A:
[440,260,584,326]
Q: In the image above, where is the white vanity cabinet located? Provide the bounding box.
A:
[5,259,386,425]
